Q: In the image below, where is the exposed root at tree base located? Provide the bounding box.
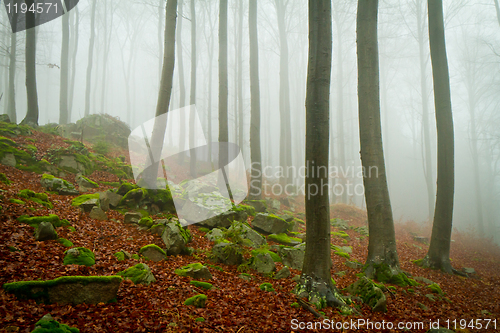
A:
[416,256,467,276]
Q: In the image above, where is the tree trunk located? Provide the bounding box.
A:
[334,16,346,203]
[248,0,262,200]
[22,1,39,127]
[144,0,178,187]
[189,0,197,177]
[68,6,79,119]
[158,0,165,79]
[219,0,229,156]
[237,1,244,157]
[7,12,18,124]
[357,0,401,278]
[177,0,187,165]
[275,0,293,187]
[295,0,348,311]
[494,0,500,27]
[59,11,70,124]
[99,0,114,115]
[84,0,97,117]
[422,0,455,274]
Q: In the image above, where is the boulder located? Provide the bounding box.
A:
[1,153,16,167]
[58,155,87,174]
[80,199,98,213]
[63,247,95,266]
[205,228,225,242]
[345,261,363,270]
[124,212,142,224]
[243,200,267,213]
[274,266,291,280]
[0,114,11,123]
[100,190,123,208]
[117,263,156,285]
[227,221,266,248]
[3,276,122,304]
[211,242,243,266]
[161,221,190,255]
[139,245,166,262]
[252,213,289,235]
[89,207,107,220]
[252,253,275,274]
[33,313,79,332]
[198,210,248,229]
[175,263,212,280]
[279,247,304,271]
[40,174,79,195]
[76,174,98,190]
[35,222,58,241]
[346,276,386,312]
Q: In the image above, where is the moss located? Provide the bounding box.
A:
[131,254,140,260]
[117,182,138,195]
[139,244,166,257]
[184,294,207,308]
[138,217,154,228]
[0,136,18,147]
[119,188,146,207]
[175,263,205,277]
[114,252,126,261]
[190,281,213,290]
[206,264,224,272]
[8,246,20,252]
[33,318,80,333]
[67,226,76,232]
[0,173,11,185]
[17,214,69,228]
[234,204,256,216]
[18,189,53,208]
[250,249,281,262]
[332,231,350,239]
[57,238,74,247]
[259,283,275,292]
[116,263,153,285]
[9,198,25,205]
[428,283,444,295]
[2,276,122,304]
[372,263,415,287]
[195,317,205,322]
[176,221,192,243]
[334,251,350,259]
[63,247,95,266]
[71,193,100,206]
[79,175,98,187]
[267,233,302,245]
[291,302,300,308]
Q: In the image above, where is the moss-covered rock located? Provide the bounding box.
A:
[0,173,11,185]
[267,233,302,246]
[139,244,166,262]
[116,263,156,285]
[40,174,79,195]
[184,294,207,308]
[17,214,70,228]
[345,276,387,312]
[57,238,74,247]
[9,198,25,205]
[2,275,122,304]
[250,248,281,262]
[18,189,53,208]
[63,247,95,266]
[0,122,32,137]
[371,263,418,287]
[190,280,213,290]
[259,283,275,292]
[114,251,126,261]
[428,283,444,295]
[139,217,154,228]
[32,314,79,333]
[334,251,350,259]
[175,263,212,280]
[233,204,256,217]
[71,193,100,206]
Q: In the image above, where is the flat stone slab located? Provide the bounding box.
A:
[3,276,122,304]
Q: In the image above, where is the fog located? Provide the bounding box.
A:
[1,0,499,240]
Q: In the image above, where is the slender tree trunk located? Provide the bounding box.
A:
[22,1,39,126]
[334,17,346,203]
[237,1,244,154]
[144,0,178,187]
[416,0,435,220]
[249,0,262,200]
[275,0,293,187]
[59,12,70,124]
[177,0,187,165]
[296,0,348,311]
[7,12,18,123]
[206,20,214,168]
[68,6,79,120]
[219,0,228,146]
[84,0,97,117]
[357,0,401,278]
[189,0,197,177]
[422,0,455,274]
[494,0,500,27]
[158,0,165,79]
[100,0,114,115]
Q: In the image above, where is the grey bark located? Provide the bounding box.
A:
[59,12,70,124]
[357,0,401,276]
[494,0,500,27]
[422,0,456,274]
[219,0,229,147]
[68,6,80,119]
[7,12,18,123]
[249,0,262,200]
[189,0,197,177]
[84,0,97,117]
[22,1,39,126]
[177,0,187,165]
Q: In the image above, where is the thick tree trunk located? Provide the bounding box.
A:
[357,0,401,278]
[84,0,97,117]
[275,0,293,187]
[68,6,79,119]
[295,0,349,312]
[248,0,262,200]
[189,0,197,177]
[22,1,39,127]
[7,12,17,124]
[144,0,178,187]
[59,12,70,124]
[422,0,455,274]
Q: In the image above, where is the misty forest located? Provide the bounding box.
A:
[0,0,499,332]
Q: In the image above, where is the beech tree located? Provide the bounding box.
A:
[21,0,39,126]
[219,0,229,167]
[7,11,19,123]
[59,11,70,124]
[84,0,97,117]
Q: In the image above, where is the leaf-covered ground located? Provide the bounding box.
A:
[1,129,499,333]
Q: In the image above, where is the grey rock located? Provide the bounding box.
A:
[274,266,291,279]
[161,221,188,255]
[291,275,301,283]
[211,242,243,266]
[118,263,156,285]
[252,213,289,235]
[40,176,79,195]
[227,221,266,248]
[205,228,225,242]
[338,246,352,254]
[89,207,107,220]
[35,222,58,241]
[414,276,435,285]
[80,199,98,213]
[198,210,248,229]
[124,212,142,224]
[463,267,476,274]
[1,153,16,167]
[101,190,123,208]
[0,114,11,123]
[252,253,275,274]
[140,247,165,262]
[177,264,212,280]
[346,276,387,312]
[243,200,267,213]
[150,224,166,236]
[76,174,98,190]
[279,247,304,271]
[345,261,363,270]
[58,155,86,174]
[239,274,252,281]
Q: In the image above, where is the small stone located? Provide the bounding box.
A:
[124,212,142,224]
[274,266,291,279]
[35,222,58,241]
[1,153,16,167]
[89,207,107,220]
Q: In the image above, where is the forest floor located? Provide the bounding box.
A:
[0,128,499,333]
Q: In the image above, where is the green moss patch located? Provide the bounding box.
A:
[0,173,11,185]
[195,317,205,322]
[175,263,205,277]
[334,251,350,259]
[139,244,166,256]
[116,263,155,285]
[259,283,275,292]
[139,217,154,228]
[372,263,418,287]
[114,251,126,261]
[250,249,281,262]
[184,294,207,308]
[18,189,53,208]
[190,280,213,290]
[63,247,95,266]
[33,317,80,333]
[267,233,302,245]
[57,238,74,247]
[71,193,100,206]
[332,231,350,239]
[17,214,70,228]
[233,204,256,216]
[9,198,25,205]
[427,283,444,295]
